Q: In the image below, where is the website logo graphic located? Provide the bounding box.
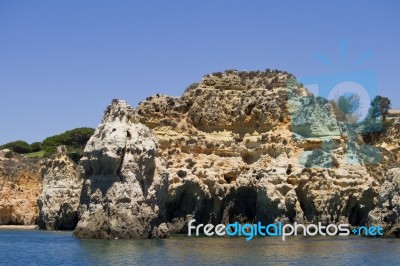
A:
[188,219,384,241]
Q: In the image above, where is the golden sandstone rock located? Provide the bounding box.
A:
[0,153,40,225]
[1,70,399,238]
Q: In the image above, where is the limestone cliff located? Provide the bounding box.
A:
[2,69,398,238]
[364,118,400,236]
[133,70,382,232]
[0,151,40,225]
[368,168,400,237]
[73,100,169,239]
[37,146,82,230]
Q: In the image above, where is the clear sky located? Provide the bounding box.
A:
[0,1,399,144]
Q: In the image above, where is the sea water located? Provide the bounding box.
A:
[0,230,399,265]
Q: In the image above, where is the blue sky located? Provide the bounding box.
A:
[0,1,399,144]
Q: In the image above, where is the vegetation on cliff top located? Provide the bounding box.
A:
[330,93,392,140]
[0,127,95,162]
[361,96,392,142]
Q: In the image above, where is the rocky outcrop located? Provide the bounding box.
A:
[367,118,400,181]
[37,146,82,230]
[132,70,382,232]
[0,151,40,225]
[2,69,397,237]
[73,100,169,239]
[368,168,400,237]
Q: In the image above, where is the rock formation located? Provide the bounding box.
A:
[74,69,387,237]
[73,100,169,239]
[134,70,385,232]
[0,151,40,225]
[37,146,82,230]
[1,69,399,238]
[368,168,400,237]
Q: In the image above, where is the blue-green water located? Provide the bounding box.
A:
[0,230,399,265]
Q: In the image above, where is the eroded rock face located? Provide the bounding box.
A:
[368,168,400,237]
[73,100,169,239]
[67,70,398,238]
[133,70,383,232]
[0,152,40,225]
[37,146,82,230]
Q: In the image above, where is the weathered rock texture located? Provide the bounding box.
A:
[367,118,400,180]
[2,69,399,237]
[74,70,400,238]
[368,168,400,237]
[0,151,40,225]
[134,70,385,232]
[74,100,169,239]
[37,146,82,230]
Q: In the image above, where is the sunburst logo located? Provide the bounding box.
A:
[316,39,372,69]
[288,40,381,168]
[303,40,376,123]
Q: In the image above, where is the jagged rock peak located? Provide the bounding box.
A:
[56,145,68,154]
[74,99,169,239]
[40,145,76,178]
[82,100,159,178]
[102,99,138,124]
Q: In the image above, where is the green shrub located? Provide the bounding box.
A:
[4,151,14,159]
[30,142,42,152]
[0,140,31,154]
[67,151,84,163]
[362,121,384,135]
[361,120,385,143]
[368,96,391,121]
[42,127,95,153]
[0,127,94,160]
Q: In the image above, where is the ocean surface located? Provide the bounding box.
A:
[0,229,399,265]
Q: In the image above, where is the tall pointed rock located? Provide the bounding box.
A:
[74,100,169,239]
